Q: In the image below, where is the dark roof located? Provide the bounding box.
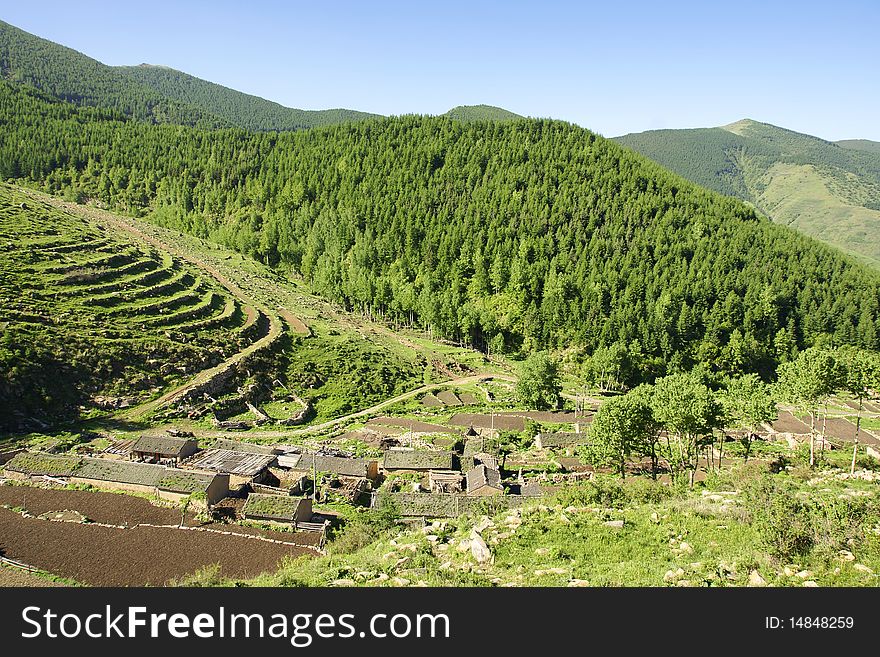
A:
[75,457,217,494]
[242,494,309,522]
[466,464,502,493]
[4,452,218,494]
[132,435,197,457]
[536,432,587,448]
[214,439,276,455]
[183,448,275,477]
[383,449,455,471]
[278,452,373,478]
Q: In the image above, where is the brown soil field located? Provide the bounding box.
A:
[0,486,188,526]
[368,417,454,434]
[810,417,880,446]
[496,410,581,423]
[771,411,812,434]
[449,413,526,431]
[0,485,324,546]
[0,508,317,586]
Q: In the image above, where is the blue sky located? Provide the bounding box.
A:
[3,0,878,140]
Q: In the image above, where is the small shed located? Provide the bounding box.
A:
[214,439,277,455]
[472,452,499,471]
[242,494,313,526]
[131,435,198,464]
[466,464,503,496]
[382,449,455,472]
[277,452,378,481]
[429,470,463,493]
[535,432,586,449]
[182,448,276,486]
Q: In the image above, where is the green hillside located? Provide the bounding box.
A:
[0,185,253,431]
[3,80,879,380]
[0,20,377,131]
[837,139,880,155]
[117,64,380,131]
[443,104,523,122]
[0,20,225,128]
[615,119,880,264]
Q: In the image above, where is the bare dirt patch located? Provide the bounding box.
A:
[449,413,526,431]
[0,507,316,586]
[771,411,812,434]
[0,486,187,526]
[368,417,454,434]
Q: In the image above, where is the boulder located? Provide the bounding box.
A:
[748,570,767,587]
[470,531,492,564]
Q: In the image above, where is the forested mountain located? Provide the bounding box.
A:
[3,80,879,379]
[0,20,377,131]
[837,139,880,155]
[443,105,522,122]
[117,64,379,131]
[0,20,225,128]
[615,119,880,264]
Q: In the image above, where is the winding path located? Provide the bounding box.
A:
[192,373,518,439]
[28,191,307,419]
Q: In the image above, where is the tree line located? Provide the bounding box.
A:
[583,346,880,484]
[2,80,880,381]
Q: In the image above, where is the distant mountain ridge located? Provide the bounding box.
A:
[0,19,377,131]
[615,119,880,265]
[117,64,380,131]
[837,139,880,155]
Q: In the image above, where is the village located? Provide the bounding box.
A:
[3,388,879,572]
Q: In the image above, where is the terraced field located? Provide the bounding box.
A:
[0,185,270,431]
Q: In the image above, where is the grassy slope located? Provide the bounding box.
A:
[615,119,880,265]
[2,186,510,439]
[0,185,250,430]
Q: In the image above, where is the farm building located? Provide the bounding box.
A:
[429,470,463,493]
[382,448,455,472]
[214,438,277,455]
[131,435,199,464]
[466,464,504,496]
[535,432,586,449]
[242,494,313,526]
[182,448,276,486]
[72,458,229,505]
[4,452,229,505]
[261,467,309,495]
[277,452,379,481]
[520,481,544,497]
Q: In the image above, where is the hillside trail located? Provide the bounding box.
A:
[24,190,303,419]
[190,372,518,440]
